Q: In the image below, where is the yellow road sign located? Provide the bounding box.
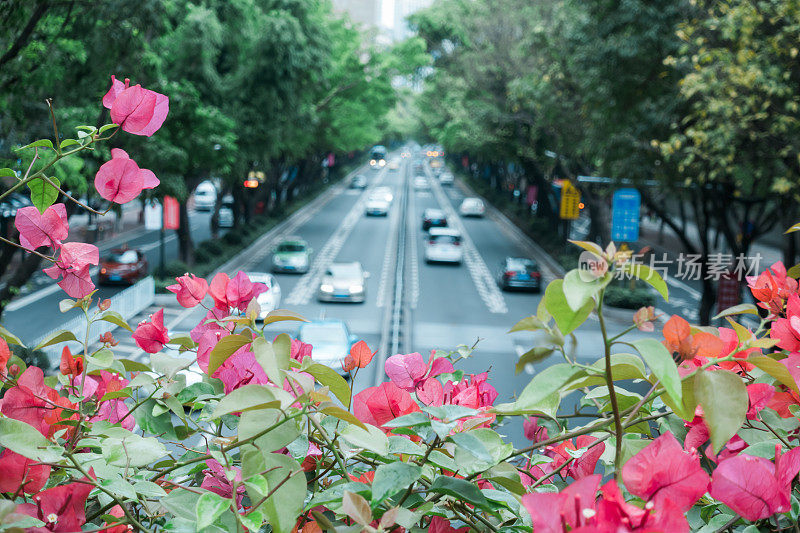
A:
[560,181,581,220]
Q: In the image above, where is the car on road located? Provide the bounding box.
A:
[218,195,234,228]
[193,181,217,211]
[425,228,463,264]
[413,176,429,190]
[498,257,541,292]
[372,186,394,203]
[99,248,148,285]
[421,208,448,232]
[317,261,369,303]
[439,172,454,186]
[350,174,367,189]
[297,319,358,375]
[459,197,485,217]
[271,238,311,274]
[388,159,400,170]
[245,272,283,318]
[365,197,390,216]
[0,192,32,219]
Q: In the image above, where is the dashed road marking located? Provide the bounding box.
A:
[377,189,402,308]
[407,185,420,309]
[427,169,508,314]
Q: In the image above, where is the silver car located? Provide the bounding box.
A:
[425,228,463,264]
[317,262,369,303]
[439,172,454,186]
[245,272,282,319]
[297,320,358,376]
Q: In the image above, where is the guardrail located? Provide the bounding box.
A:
[32,276,156,363]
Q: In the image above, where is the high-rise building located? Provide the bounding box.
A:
[393,0,433,41]
[331,0,381,28]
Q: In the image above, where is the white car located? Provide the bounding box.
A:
[439,172,454,186]
[297,320,358,376]
[194,182,217,211]
[245,272,282,319]
[372,186,394,203]
[318,262,369,303]
[413,176,429,190]
[459,198,485,217]
[365,198,390,216]
[425,228,463,264]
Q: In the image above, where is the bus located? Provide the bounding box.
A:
[369,145,387,169]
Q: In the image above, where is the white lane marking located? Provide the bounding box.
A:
[285,171,388,305]
[376,192,402,308]
[665,276,702,300]
[427,169,508,314]
[407,178,420,309]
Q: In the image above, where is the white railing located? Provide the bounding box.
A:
[32,276,155,363]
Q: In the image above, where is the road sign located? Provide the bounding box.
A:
[559,181,580,220]
[144,201,162,231]
[611,188,641,242]
[163,196,180,230]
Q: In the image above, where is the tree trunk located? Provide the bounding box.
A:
[177,201,194,266]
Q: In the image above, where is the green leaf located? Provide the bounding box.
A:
[0,418,63,462]
[371,462,422,503]
[239,408,300,452]
[33,329,77,350]
[211,384,291,418]
[86,348,114,369]
[508,315,546,332]
[340,423,390,455]
[515,346,555,373]
[18,139,54,151]
[239,510,263,532]
[563,269,605,311]
[208,334,252,375]
[133,480,168,498]
[0,324,24,346]
[27,176,60,214]
[321,405,367,430]
[694,370,748,453]
[429,476,490,510]
[633,338,682,405]
[242,449,304,533]
[119,358,151,373]
[262,308,308,325]
[0,168,17,178]
[150,353,194,379]
[100,387,132,401]
[713,303,759,320]
[59,298,79,313]
[342,491,372,526]
[59,139,79,149]
[101,432,168,467]
[544,279,594,335]
[500,363,579,413]
[750,355,799,393]
[451,429,513,475]
[619,263,669,302]
[98,310,134,332]
[99,123,119,133]
[306,363,351,408]
[196,492,229,530]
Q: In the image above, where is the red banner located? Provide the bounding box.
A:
[717,273,740,314]
[163,196,180,230]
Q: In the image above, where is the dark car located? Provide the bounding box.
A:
[498,257,541,292]
[99,248,148,285]
[422,208,448,232]
[350,174,368,189]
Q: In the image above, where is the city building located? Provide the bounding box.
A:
[330,0,381,28]
[393,0,433,41]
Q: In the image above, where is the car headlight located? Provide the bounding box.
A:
[379,160,385,166]
[320,284,334,293]
[349,285,364,294]
[370,159,376,165]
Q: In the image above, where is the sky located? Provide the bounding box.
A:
[381,0,394,27]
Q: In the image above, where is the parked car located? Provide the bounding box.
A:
[425,228,463,264]
[459,197,485,217]
[317,262,369,303]
[193,181,217,211]
[99,248,148,285]
[297,319,358,375]
[439,172,454,186]
[245,272,282,318]
[271,237,311,274]
[218,195,234,228]
[350,174,368,189]
[365,197,390,216]
[498,257,541,292]
[422,208,448,232]
[413,176,429,190]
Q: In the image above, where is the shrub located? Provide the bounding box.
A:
[162,260,189,278]
[10,344,49,372]
[603,284,656,309]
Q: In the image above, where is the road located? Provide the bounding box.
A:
[59,152,659,448]
[1,208,216,344]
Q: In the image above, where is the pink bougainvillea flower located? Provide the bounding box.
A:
[747,261,797,317]
[596,479,690,532]
[442,372,498,409]
[353,381,421,429]
[132,308,169,353]
[17,479,94,532]
[348,471,376,484]
[1,366,62,435]
[213,346,267,394]
[522,474,601,533]
[746,382,775,420]
[94,148,159,204]
[716,326,758,373]
[622,432,709,512]
[711,453,787,520]
[416,376,444,406]
[290,338,313,362]
[42,242,99,299]
[342,340,375,372]
[201,459,246,506]
[771,294,800,352]
[385,351,455,393]
[15,203,68,250]
[208,271,267,311]
[0,449,51,494]
[662,315,724,362]
[197,329,229,373]
[0,337,10,381]
[59,346,83,377]
[543,435,605,480]
[632,305,656,332]
[166,273,208,308]
[428,516,469,533]
[103,75,169,137]
[524,416,549,443]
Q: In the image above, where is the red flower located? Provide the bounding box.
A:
[0,337,10,381]
[14,203,68,250]
[290,338,313,362]
[428,516,469,533]
[98,505,127,533]
[166,273,208,308]
[0,366,71,436]
[662,315,723,361]
[94,148,159,204]
[442,372,498,409]
[747,261,797,317]
[544,435,605,480]
[42,242,99,299]
[0,449,51,494]
[342,340,375,372]
[59,346,83,377]
[522,474,602,533]
[103,75,169,137]
[132,308,170,353]
[201,459,245,507]
[348,471,376,484]
[622,432,709,512]
[208,271,267,311]
[353,381,420,429]
[17,480,94,532]
[746,382,775,420]
[385,351,454,392]
[524,416,549,443]
[771,294,800,351]
[716,326,757,373]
